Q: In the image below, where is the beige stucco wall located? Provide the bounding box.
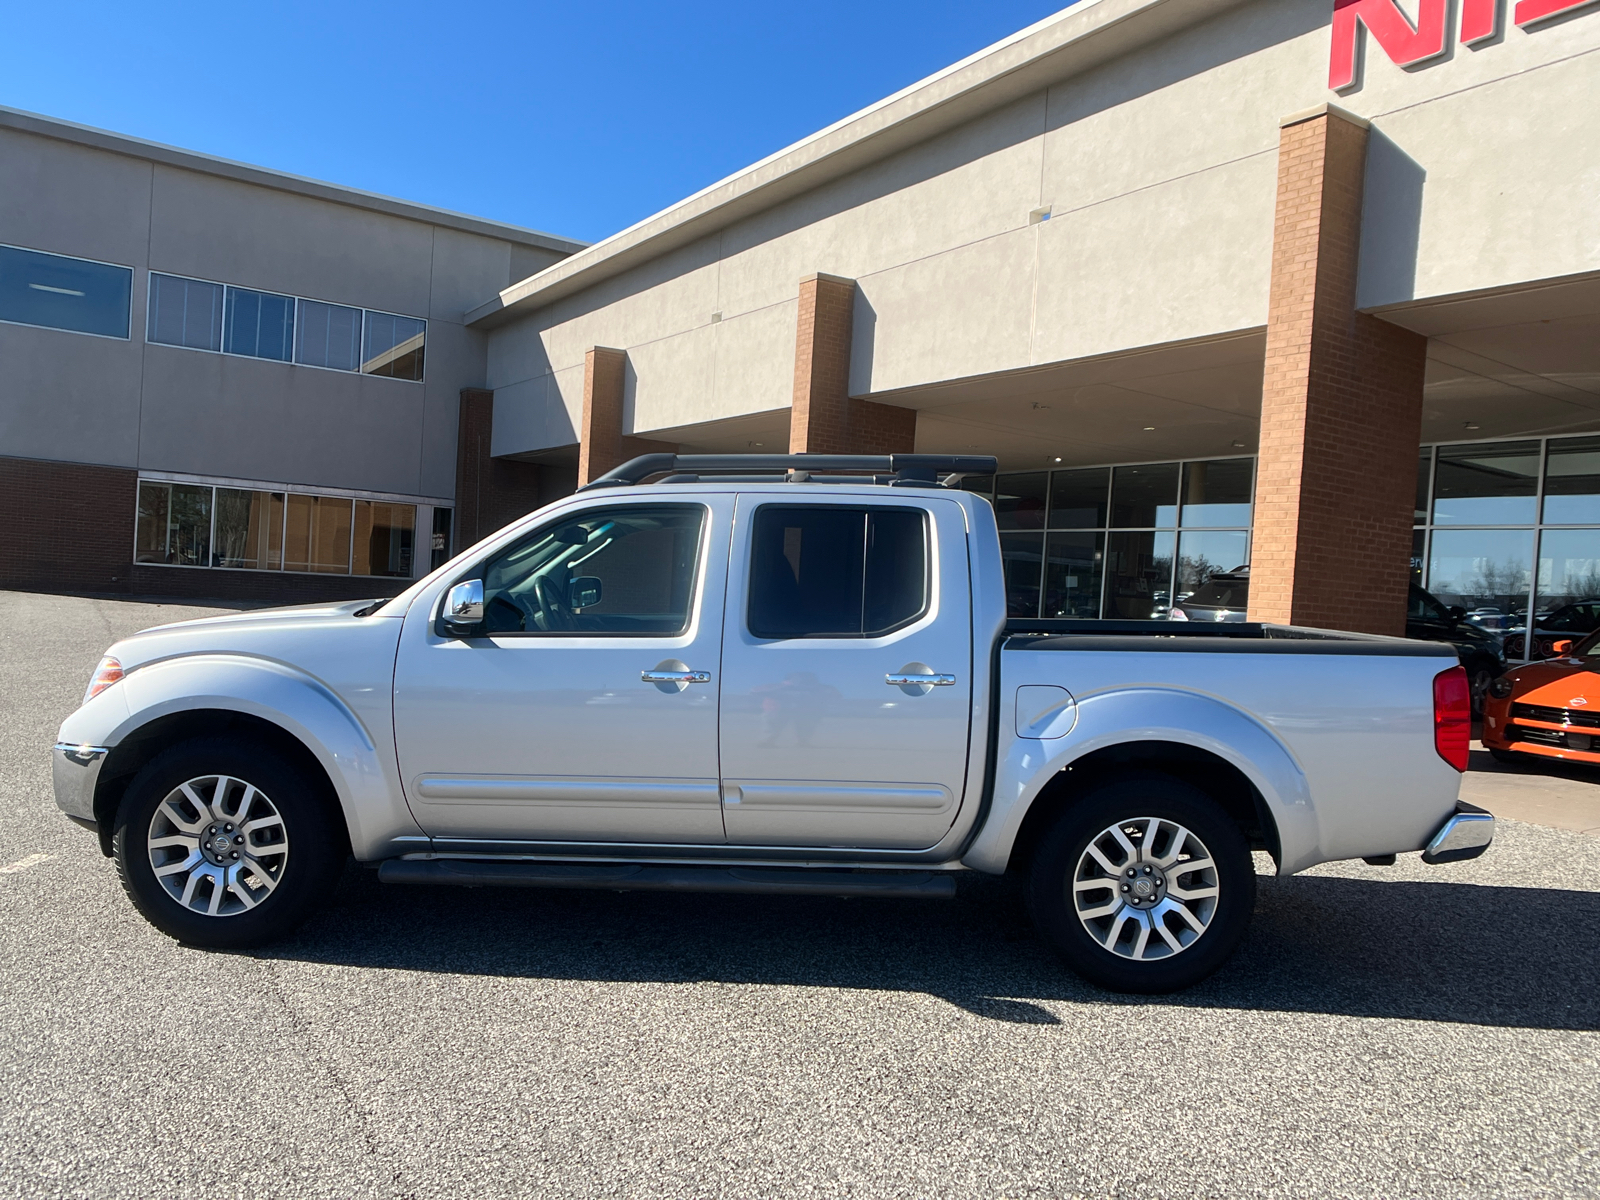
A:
[485,0,1600,455]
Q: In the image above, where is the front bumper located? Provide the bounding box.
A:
[52,742,109,823]
[1421,800,1495,865]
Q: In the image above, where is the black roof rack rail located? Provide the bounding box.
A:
[577,453,999,492]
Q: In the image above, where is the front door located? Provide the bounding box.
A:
[393,497,729,843]
[717,495,974,849]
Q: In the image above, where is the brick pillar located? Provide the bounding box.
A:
[1247,105,1428,636]
[578,347,627,486]
[789,273,916,455]
[454,387,546,546]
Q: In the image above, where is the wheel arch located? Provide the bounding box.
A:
[93,709,346,858]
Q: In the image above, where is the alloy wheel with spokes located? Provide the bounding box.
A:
[114,736,345,948]
[1072,817,1219,961]
[147,774,289,918]
[1027,774,1255,993]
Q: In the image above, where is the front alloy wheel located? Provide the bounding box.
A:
[146,775,289,917]
[115,737,344,948]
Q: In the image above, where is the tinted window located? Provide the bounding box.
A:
[148,273,224,351]
[224,286,296,361]
[748,506,928,638]
[1179,459,1253,527]
[0,244,130,338]
[1432,441,1539,525]
[363,310,426,380]
[994,473,1048,531]
[482,506,704,636]
[133,481,212,566]
[1048,468,1108,529]
[1110,463,1179,528]
[296,299,363,371]
[1543,436,1600,525]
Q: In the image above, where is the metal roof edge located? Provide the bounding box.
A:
[0,105,587,255]
[466,0,1254,330]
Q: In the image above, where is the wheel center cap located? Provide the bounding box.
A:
[1121,863,1167,907]
[1132,878,1155,897]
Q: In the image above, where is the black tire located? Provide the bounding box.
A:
[113,736,346,949]
[1027,773,1255,994]
[1468,666,1494,715]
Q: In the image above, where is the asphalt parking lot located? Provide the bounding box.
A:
[2,591,1597,1199]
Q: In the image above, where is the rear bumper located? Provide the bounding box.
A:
[52,742,108,823]
[1421,800,1494,865]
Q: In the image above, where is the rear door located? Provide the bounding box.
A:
[717,493,974,849]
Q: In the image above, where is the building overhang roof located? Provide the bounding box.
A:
[465,0,1254,330]
[0,105,587,255]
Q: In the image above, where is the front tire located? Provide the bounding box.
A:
[1027,774,1255,994]
[113,737,345,949]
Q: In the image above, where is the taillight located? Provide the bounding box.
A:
[1433,665,1471,772]
[85,656,123,702]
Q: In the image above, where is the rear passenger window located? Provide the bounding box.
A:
[748,506,928,638]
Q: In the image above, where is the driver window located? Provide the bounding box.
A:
[480,505,705,636]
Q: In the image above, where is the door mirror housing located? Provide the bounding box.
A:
[1552,639,1574,656]
[441,579,484,636]
[1447,605,1467,623]
[568,576,602,611]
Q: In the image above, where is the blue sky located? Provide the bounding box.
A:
[2,2,1071,245]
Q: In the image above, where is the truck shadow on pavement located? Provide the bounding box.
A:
[264,868,1600,1032]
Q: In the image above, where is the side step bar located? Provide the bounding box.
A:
[377,858,957,899]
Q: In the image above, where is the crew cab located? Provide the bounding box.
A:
[53,454,1494,993]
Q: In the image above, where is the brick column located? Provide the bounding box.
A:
[578,347,628,486]
[1247,105,1428,636]
[789,273,916,455]
[454,387,546,546]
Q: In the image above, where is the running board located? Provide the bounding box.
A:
[377,858,957,899]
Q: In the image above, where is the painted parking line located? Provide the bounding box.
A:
[0,853,54,874]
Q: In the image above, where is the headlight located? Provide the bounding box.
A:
[1488,676,1514,700]
[84,656,123,703]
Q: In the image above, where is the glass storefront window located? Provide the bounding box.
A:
[1000,533,1044,617]
[1179,459,1252,528]
[1427,528,1533,612]
[1536,528,1600,611]
[353,501,416,577]
[1176,530,1249,599]
[1105,530,1175,619]
[1043,532,1103,617]
[1432,441,1539,526]
[1415,449,1433,523]
[1048,468,1109,529]
[284,494,353,574]
[1110,463,1178,528]
[431,507,454,571]
[213,489,284,570]
[133,482,212,566]
[1542,436,1600,525]
[995,473,1048,530]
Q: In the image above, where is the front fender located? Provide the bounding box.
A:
[961,687,1319,876]
[57,654,420,859]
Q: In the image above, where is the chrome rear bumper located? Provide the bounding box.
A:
[1421,800,1495,865]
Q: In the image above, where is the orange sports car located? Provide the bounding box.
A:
[1481,629,1600,764]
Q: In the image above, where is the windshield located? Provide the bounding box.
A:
[1184,575,1248,608]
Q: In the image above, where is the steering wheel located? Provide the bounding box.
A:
[534,575,573,631]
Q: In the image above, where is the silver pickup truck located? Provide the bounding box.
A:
[53,454,1493,993]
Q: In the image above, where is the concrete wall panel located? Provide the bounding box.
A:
[710,300,799,426]
[0,323,143,466]
[137,345,427,495]
[148,166,434,316]
[0,129,153,268]
[1033,152,1278,365]
[627,325,718,434]
[427,227,511,322]
[853,227,1038,396]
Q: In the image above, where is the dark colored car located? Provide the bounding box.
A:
[1503,599,1600,661]
[1172,569,1506,709]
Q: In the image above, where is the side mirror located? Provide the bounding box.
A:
[441,579,484,635]
[568,576,602,610]
[1553,639,1574,656]
[1448,606,1467,622]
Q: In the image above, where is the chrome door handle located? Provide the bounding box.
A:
[885,672,956,686]
[641,669,711,684]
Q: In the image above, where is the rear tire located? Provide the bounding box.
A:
[1027,774,1255,994]
[113,736,346,949]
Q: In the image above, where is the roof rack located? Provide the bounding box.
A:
[577,453,999,492]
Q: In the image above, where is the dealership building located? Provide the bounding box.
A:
[3,0,1598,639]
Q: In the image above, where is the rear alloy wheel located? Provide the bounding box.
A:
[1028,775,1255,993]
[114,737,345,948]
[1468,666,1494,714]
